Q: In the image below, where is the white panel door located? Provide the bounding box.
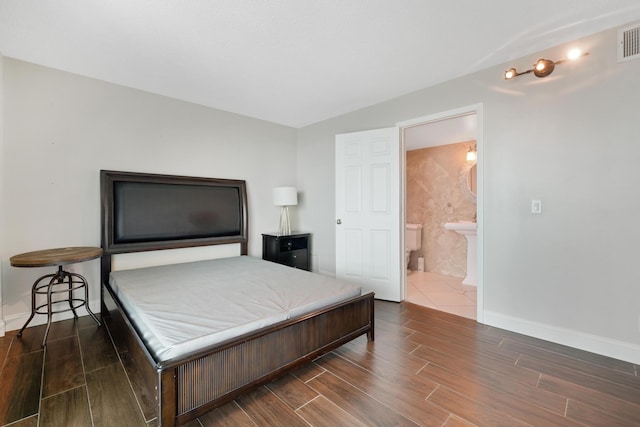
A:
[335,127,401,301]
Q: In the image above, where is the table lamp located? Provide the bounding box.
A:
[273,187,298,236]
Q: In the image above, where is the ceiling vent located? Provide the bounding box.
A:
[618,22,640,63]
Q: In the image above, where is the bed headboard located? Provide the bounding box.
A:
[100,170,248,256]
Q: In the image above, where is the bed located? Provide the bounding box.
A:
[99,170,375,426]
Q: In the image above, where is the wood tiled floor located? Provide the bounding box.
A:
[1,301,639,426]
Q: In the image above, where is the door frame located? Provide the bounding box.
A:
[396,103,484,323]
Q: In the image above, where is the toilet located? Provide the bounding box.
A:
[405,223,423,269]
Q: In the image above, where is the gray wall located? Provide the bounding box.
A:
[1,58,297,331]
[297,26,640,362]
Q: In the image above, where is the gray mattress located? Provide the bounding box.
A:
[109,256,362,362]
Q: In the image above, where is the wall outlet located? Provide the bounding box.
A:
[531,200,542,214]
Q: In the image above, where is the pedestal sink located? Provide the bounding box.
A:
[444,221,477,286]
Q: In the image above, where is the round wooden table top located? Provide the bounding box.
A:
[10,247,103,268]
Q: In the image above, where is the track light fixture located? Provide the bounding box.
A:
[504,48,588,80]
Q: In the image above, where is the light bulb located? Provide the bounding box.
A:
[533,59,555,77]
[504,68,517,79]
[567,48,583,60]
[466,146,477,162]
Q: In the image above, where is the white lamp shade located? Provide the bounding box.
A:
[273,187,298,206]
[466,150,477,162]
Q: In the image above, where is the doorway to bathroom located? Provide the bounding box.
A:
[397,104,483,321]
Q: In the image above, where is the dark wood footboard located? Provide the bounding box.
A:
[102,284,375,427]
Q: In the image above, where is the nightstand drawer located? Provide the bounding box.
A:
[279,237,307,252]
[278,249,308,270]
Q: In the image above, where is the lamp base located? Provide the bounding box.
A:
[278,206,291,236]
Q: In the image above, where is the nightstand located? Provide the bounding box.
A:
[262,233,310,271]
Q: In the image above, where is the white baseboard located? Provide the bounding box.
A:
[3,299,101,333]
[484,310,640,365]
[0,319,5,336]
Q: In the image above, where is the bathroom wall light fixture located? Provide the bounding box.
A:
[504,48,588,80]
[466,144,477,162]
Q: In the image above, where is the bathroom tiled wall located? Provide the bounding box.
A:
[406,141,476,277]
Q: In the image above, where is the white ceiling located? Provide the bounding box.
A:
[2,1,640,128]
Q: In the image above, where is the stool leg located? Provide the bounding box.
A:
[41,274,59,347]
[17,281,37,338]
[17,272,56,338]
[69,272,101,327]
[63,270,79,319]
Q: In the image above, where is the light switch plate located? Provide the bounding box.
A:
[531,200,542,213]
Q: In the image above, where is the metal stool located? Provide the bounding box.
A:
[11,247,103,347]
